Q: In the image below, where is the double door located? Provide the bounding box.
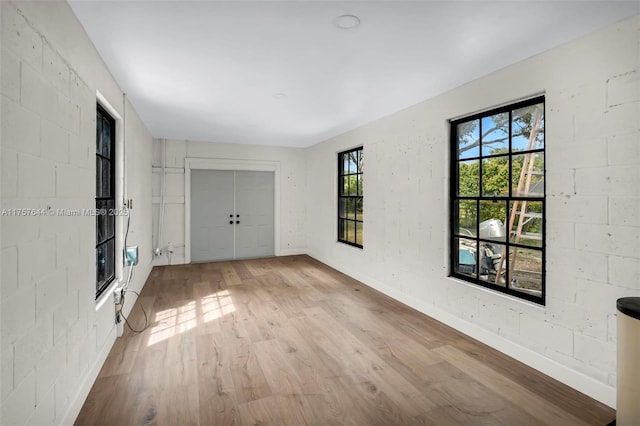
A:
[190,170,274,262]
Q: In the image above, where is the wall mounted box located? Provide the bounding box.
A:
[125,246,139,266]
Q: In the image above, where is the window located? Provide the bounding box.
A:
[450,96,545,304]
[338,147,363,248]
[96,104,116,299]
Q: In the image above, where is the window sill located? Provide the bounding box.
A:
[95,279,119,311]
[446,274,546,310]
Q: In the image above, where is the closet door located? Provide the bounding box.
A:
[235,171,275,259]
[190,169,275,262]
[190,170,235,262]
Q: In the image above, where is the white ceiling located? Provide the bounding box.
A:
[69,1,639,148]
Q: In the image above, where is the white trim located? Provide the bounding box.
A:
[277,248,308,256]
[448,91,546,122]
[59,326,117,426]
[184,158,281,264]
[306,250,616,408]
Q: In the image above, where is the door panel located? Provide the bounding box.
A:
[190,170,235,262]
[235,171,275,259]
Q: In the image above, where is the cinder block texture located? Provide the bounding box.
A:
[1,1,153,425]
[305,15,640,405]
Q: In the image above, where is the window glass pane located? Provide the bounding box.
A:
[338,219,346,241]
[348,175,357,196]
[356,221,363,246]
[341,176,349,196]
[478,242,505,286]
[511,153,544,197]
[357,150,363,173]
[357,174,363,196]
[455,238,477,278]
[481,113,509,156]
[479,200,507,242]
[105,239,115,282]
[101,158,111,197]
[106,200,115,239]
[347,198,356,220]
[455,200,477,237]
[96,214,101,245]
[356,197,363,222]
[481,156,509,197]
[342,153,349,175]
[457,120,479,159]
[510,201,543,248]
[101,118,112,158]
[96,115,102,153]
[512,103,544,152]
[96,157,102,195]
[347,151,356,174]
[96,200,107,243]
[338,198,347,219]
[457,160,478,196]
[96,244,106,288]
[509,248,542,296]
[350,220,357,244]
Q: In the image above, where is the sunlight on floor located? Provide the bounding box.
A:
[147,290,235,346]
[202,290,235,323]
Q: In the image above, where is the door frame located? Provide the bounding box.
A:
[185,158,280,264]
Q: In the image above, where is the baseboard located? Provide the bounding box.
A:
[152,250,308,266]
[152,255,185,266]
[277,248,308,256]
[59,327,116,426]
[307,251,616,409]
[60,260,154,424]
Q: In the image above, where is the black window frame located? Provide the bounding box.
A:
[96,104,116,299]
[449,96,545,305]
[337,147,363,248]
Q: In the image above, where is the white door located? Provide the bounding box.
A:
[190,170,275,262]
[236,171,275,259]
[191,170,235,262]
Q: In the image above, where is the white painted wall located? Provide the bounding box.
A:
[305,15,640,407]
[151,139,307,265]
[1,2,636,423]
[0,1,153,424]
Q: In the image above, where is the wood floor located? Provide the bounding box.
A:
[75,255,615,425]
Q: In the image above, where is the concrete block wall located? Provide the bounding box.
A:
[1,2,635,423]
[151,139,307,265]
[305,15,639,406]
[1,1,153,425]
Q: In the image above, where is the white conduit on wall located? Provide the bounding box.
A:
[122,93,133,289]
[156,138,167,260]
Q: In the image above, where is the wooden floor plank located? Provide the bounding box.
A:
[433,345,591,425]
[75,255,615,425]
